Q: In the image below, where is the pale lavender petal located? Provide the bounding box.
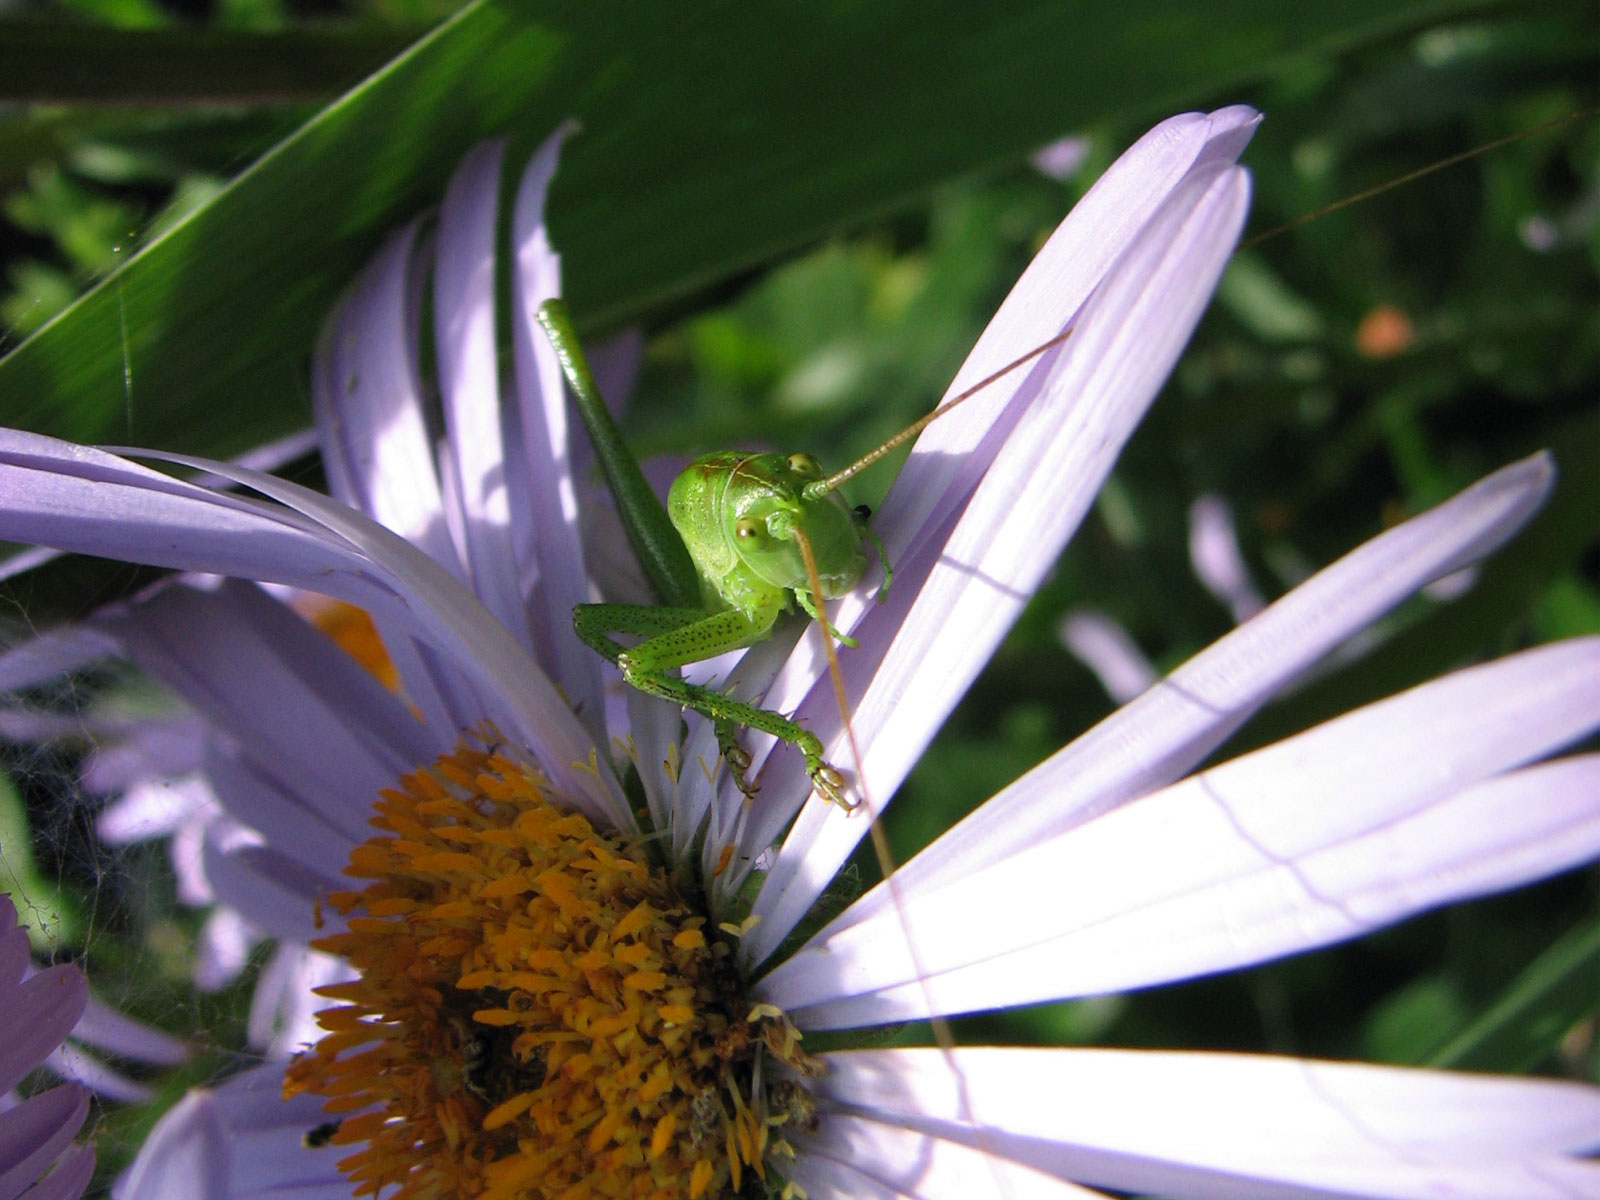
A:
[740,162,1252,962]
[0,627,119,692]
[0,424,316,591]
[1030,135,1092,181]
[95,580,436,851]
[1189,493,1264,622]
[581,327,646,453]
[0,905,90,1196]
[62,989,186,1066]
[194,907,262,992]
[0,966,86,1095]
[42,1045,148,1104]
[0,711,84,742]
[20,1143,92,1200]
[765,642,1600,1026]
[247,945,346,1058]
[836,453,1556,931]
[112,1087,226,1200]
[505,125,606,739]
[1058,610,1157,703]
[0,899,25,990]
[95,774,211,844]
[693,628,807,876]
[125,449,625,825]
[199,745,362,880]
[313,219,460,575]
[876,106,1260,574]
[170,814,215,906]
[434,140,536,656]
[81,715,208,795]
[1425,564,1479,601]
[0,1085,89,1200]
[791,1113,1104,1199]
[203,835,334,946]
[579,489,655,607]
[623,687,701,859]
[702,111,1262,890]
[815,1048,1600,1200]
[181,430,322,499]
[0,545,62,587]
[116,1066,348,1200]
[0,432,362,586]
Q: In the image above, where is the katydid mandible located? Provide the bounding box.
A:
[537,299,1068,810]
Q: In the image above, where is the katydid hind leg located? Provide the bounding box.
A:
[577,600,851,806]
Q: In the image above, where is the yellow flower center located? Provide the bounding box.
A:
[284,742,816,1200]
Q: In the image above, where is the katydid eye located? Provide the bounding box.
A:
[787,453,822,478]
[735,517,765,541]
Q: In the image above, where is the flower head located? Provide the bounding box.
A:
[0,109,1596,1199]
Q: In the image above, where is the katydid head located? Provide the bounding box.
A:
[668,450,867,603]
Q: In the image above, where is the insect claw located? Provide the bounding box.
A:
[812,763,856,811]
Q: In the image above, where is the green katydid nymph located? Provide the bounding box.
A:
[536,300,891,808]
[536,299,1065,811]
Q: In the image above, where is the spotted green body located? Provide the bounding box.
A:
[538,301,887,807]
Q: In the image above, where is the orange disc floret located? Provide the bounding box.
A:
[285,741,813,1199]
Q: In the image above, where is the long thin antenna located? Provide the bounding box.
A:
[1240,106,1597,249]
[804,326,1074,499]
[792,525,1005,1192]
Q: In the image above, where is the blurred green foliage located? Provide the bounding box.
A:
[0,0,1595,1192]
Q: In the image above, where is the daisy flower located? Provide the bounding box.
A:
[0,108,1595,1199]
[0,891,93,1200]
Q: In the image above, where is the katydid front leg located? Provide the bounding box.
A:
[540,299,870,809]
[573,600,849,807]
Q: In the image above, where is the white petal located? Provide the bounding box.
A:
[43,1044,149,1104]
[203,836,334,946]
[194,907,261,992]
[791,1113,1105,1199]
[765,641,1600,1025]
[117,448,627,825]
[741,162,1252,965]
[61,988,186,1066]
[0,626,119,692]
[96,580,433,856]
[878,107,1260,568]
[1189,493,1263,622]
[833,452,1556,936]
[814,1048,1600,1200]
[95,775,211,844]
[1057,610,1157,704]
[505,124,607,739]
[433,139,535,652]
[115,1066,348,1200]
[313,219,459,575]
